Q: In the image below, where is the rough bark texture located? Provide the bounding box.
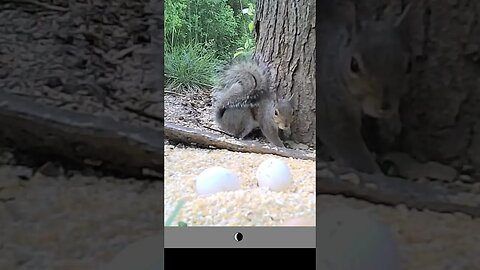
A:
[254,0,316,145]
[349,1,480,176]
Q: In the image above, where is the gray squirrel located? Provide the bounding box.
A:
[212,58,293,148]
[317,0,418,174]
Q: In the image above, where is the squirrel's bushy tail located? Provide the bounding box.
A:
[213,58,273,118]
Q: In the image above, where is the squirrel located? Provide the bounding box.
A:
[212,58,294,148]
[317,0,417,174]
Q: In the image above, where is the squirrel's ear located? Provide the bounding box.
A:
[394,1,425,56]
[346,1,359,45]
[327,0,357,45]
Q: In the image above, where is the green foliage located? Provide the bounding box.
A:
[164,0,256,91]
[164,43,219,91]
[164,0,187,46]
[165,0,241,59]
[234,2,255,58]
[233,37,254,58]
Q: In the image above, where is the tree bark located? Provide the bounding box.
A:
[254,0,316,145]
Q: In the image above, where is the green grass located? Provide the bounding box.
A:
[165,199,187,227]
[165,43,219,92]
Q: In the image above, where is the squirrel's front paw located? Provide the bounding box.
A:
[275,142,286,148]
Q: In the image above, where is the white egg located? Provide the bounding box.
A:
[256,158,293,191]
[316,206,402,270]
[195,166,240,196]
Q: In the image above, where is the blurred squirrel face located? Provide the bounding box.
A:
[347,25,412,119]
[274,99,293,136]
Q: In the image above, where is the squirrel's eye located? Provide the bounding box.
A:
[350,57,360,73]
[275,110,279,116]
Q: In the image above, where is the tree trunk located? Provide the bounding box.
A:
[354,0,480,176]
[254,0,316,145]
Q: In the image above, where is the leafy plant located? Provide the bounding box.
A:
[164,0,258,92]
[164,0,240,60]
[164,43,219,92]
[164,0,187,46]
[233,2,255,58]
[234,36,254,58]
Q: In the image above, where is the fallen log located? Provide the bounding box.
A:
[0,91,163,178]
[164,122,315,161]
[317,170,480,218]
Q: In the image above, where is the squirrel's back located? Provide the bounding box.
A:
[213,59,272,113]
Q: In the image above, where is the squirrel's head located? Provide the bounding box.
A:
[346,4,416,119]
[274,94,294,137]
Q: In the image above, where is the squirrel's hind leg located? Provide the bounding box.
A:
[217,108,257,139]
[238,114,258,139]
